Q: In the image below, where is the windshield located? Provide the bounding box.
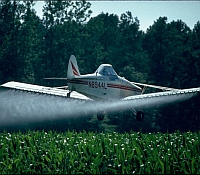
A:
[99,66,118,76]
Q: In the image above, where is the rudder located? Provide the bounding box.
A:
[67,55,81,79]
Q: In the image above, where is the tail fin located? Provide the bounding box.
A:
[67,55,81,79]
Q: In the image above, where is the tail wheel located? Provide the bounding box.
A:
[136,111,144,121]
[97,109,104,121]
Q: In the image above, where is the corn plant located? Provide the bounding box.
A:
[0,130,199,174]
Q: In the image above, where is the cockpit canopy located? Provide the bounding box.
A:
[96,64,118,77]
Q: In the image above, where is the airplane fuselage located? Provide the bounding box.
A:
[67,73,142,101]
[66,57,142,101]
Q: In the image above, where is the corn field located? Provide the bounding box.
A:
[0,130,199,174]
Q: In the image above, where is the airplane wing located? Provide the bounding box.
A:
[1,81,91,101]
[1,81,200,115]
[109,87,200,112]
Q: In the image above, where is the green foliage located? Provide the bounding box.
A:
[0,130,199,174]
[0,1,44,83]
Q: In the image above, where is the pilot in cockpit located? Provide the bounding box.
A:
[97,65,118,81]
[103,67,110,76]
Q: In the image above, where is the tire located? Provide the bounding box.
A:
[136,111,144,121]
[97,109,104,121]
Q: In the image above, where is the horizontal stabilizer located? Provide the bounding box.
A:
[43,78,68,80]
[53,86,68,90]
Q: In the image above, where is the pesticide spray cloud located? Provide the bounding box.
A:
[0,88,123,131]
[0,87,199,131]
[108,90,199,112]
[0,89,98,131]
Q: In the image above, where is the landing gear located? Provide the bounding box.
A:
[136,111,144,121]
[67,92,71,98]
[97,109,105,121]
[130,109,144,121]
[96,109,144,122]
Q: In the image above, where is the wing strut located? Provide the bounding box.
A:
[132,81,179,93]
[141,86,147,94]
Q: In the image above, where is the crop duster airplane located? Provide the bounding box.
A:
[1,55,200,121]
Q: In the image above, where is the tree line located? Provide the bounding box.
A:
[0,0,200,133]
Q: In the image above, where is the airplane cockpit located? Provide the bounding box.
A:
[96,64,118,81]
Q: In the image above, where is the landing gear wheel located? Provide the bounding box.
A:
[136,111,144,121]
[97,109,104,121]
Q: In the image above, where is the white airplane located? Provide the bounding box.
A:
[1,55,200,121]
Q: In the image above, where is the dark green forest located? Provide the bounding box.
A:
[0,0,200,133]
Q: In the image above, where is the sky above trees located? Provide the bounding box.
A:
[34,1,200,32]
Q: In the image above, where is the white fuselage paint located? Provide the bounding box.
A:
[67,73,142,101]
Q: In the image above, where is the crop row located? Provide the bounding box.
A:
[0,130,199,174]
